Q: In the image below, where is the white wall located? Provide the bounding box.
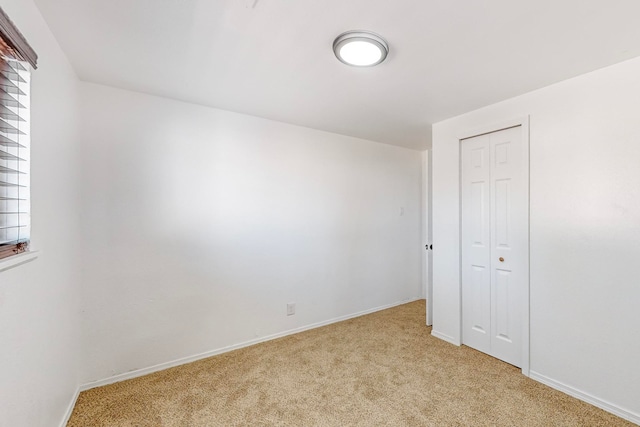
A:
[78,82,423,384]
[0,0,81,426]
[432,57,640,421]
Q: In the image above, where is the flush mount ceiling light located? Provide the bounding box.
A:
[333,30,389,67]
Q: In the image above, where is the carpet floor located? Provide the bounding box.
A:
[68,300,631,426]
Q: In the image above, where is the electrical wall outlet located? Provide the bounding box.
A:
[287,303,295,316]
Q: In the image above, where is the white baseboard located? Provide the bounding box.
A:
[59,386,80,427]
[529,371,640,425]
[80,297,423,392]
[431,329,460,346]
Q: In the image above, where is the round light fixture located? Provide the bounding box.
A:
[333,30,389,67]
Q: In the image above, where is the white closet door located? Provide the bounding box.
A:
[489,126,525,366]
[461,134,492,355]
[462,126,526,367]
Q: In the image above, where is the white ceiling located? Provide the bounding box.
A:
[34,0,640,150]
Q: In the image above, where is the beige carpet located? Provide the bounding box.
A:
[68,301,631,426]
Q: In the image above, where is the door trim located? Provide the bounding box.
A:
[457,116,530,376]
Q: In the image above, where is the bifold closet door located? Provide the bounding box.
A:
[462,126,526,367]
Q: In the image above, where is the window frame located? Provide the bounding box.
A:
[0,5,37,266]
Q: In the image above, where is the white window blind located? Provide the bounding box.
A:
[0,13,35,260]
[0,53,30,259]
[0,6,36,261]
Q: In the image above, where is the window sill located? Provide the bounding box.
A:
[0,251,39,273]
